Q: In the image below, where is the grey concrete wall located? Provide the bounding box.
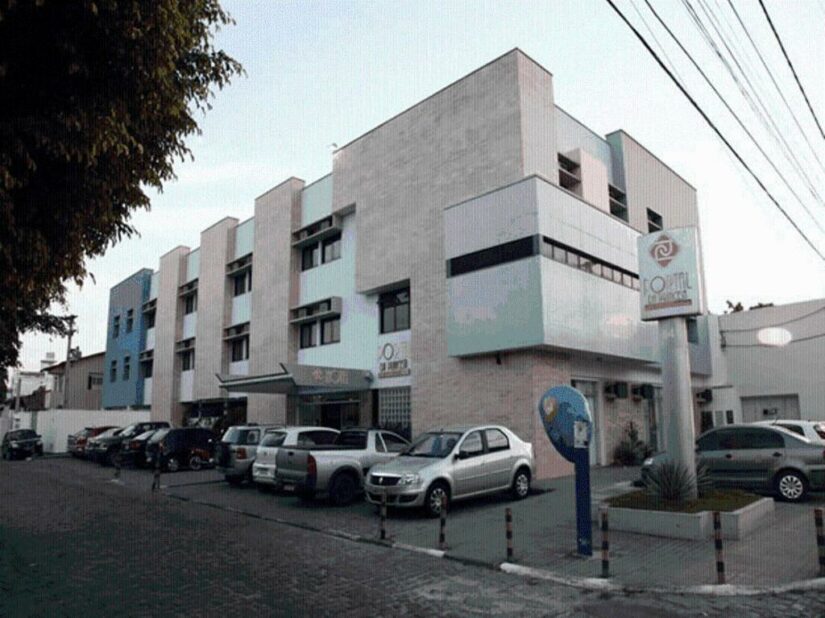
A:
[194,217,238,401]
[517,51,557,183]
[247,178,304,424]
[151,246,189,425]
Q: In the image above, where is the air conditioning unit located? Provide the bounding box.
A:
[604,382,629,400]
[696,389,713,404]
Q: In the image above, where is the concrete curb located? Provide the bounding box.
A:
[159,490,825,597]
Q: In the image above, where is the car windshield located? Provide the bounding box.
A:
[149,429,170,443]
[135,430,155,440]
[96,428,119,439]
[260,431,287,447]
[403,432,463,458]
[13,430,37,439]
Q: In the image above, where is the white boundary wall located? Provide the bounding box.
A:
[9,409,150,453]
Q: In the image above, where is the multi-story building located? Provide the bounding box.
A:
[46,351,105,409]
[103,50,722,478]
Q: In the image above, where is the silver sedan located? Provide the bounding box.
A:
[365,425,535,517]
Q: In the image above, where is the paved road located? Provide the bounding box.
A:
[2,458,824,617]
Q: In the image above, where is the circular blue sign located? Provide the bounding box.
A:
[538,385,592,463]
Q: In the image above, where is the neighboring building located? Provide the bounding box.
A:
[7,367,55,403]
[112,49,721,478]
[102,269,154,409]
[46,351,105,410]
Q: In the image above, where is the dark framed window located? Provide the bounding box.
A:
[299,323,316,349]
[379,288,410,334]
[322,234,341,263]
[686,317,699,344]
[302,244,320,271]
[447,236,535,277]
[459,431,484,458]
[725,410,734,425]
[142,362,153,379]
[321,318,340,345]
[145,311,156,328]
[110,360,117,382]
[647,208,663,232]
[233,269,252,296]
[184,293,197,314]
[122,356,131,381]
[484,429,510,453]
[87,373,103,390]
[112,315,120,338]
[181,349,195,371]
[231,336,249,362]
[126,309,134,333]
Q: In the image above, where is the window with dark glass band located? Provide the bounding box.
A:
[379,288,410,334]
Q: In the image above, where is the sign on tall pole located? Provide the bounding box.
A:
[638,226,705,499]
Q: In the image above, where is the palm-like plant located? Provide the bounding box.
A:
[643,460,695,502]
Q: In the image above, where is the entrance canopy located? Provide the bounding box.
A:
[216,363,373,395]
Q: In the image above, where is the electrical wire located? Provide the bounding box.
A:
[642,0,825,236]
[724,330,825,347]
[758,0,825,141]
[719,302,825,332]
[602,0,825,262]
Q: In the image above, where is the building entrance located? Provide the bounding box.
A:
[297,394,362,430]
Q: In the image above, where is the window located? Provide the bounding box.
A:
[87,373,103,390]
[375,434,387,453]
[322,234,341,263]
[459,431,484,458]
[262,431,288,447]
[379,288,410,334]
[776,423,804,437]
[447,237,535,277]
[122,356,131,381]
[233,269,252,296]
[231,336,249,362]
[184,293,197,314]
[700,411,714,434]
[145,311,155,328]
[246,430,260,445]
[647,208,663,232]
[726,410,734,425]
[485,429,510,453]
[182,349,195,371]
[686,317,699,344]
[321,318,340,345]
[126,309,134,333]
[300,323,316,349]
[112,315,120,338]
[697,430,720,451]
[381,432,409,453]
[302,244,320,271]
[142,362,153,379]
[110,360,117,382]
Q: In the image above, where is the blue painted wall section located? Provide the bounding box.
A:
[102,268,153,408]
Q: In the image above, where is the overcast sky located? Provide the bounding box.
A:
[16,0,825,372]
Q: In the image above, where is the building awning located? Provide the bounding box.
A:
[216,363,373,395]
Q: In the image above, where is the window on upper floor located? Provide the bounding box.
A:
[321,317,340,345]
[379,288,410,334]
[609,185,629,222]
[233,269,252,296]
[112,315,120,338]
[302,243,320,271]
[141,361,153,379]
[145,310,155,329]
[181,349,195,371]
[686,317,699,344]
[87,373,103,390]
[647,208,663,232]
[231,336,250,362]
[184,293,197,314]
[126,309,134,333]
[122,356,131,381]
[300,322,317,349]
[322,234,341,263]
[110,360,117,383]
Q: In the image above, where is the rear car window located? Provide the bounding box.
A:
[15,430,37,439]
[222,428,259,445]
[776,423,805,437]
[335,431,367,449]
[260,431,287,447]
[814,424,825,440]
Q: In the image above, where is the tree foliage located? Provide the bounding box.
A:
[0,0,242,367]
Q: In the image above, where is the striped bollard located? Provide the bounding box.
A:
[113,453,121,481]
[713,511,725,585]
[380,491,388,541]
[152,458,161,493]
[438,495,447,550]
[505,508,514,561]
[600,507,610,578]
[815,508,824,577]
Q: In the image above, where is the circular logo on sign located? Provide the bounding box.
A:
[650,234,679,267]
[381,343,395,361]
[541,395,558,424]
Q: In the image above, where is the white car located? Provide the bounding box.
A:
[252,426,340,491]
[752,420,825,444]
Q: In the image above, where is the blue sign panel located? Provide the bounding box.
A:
[538,385,593,556]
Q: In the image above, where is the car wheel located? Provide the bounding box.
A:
[774,469,808,502]
[166,457,180,473]
[511,467,531,500]
[329,473,358,506]
[424,481,450,518]
[105,451,116,467]
[189,455,203,471]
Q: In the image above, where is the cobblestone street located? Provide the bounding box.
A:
[2,457,825,617]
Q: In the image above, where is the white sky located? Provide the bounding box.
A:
[16,0,825,372]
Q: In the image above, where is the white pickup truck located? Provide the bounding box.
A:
[275,428,409,505]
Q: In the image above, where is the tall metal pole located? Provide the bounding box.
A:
[659,317,698,499]
[63,316,76,408]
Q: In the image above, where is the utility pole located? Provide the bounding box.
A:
[63,315,77,409]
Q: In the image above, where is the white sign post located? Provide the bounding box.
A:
[638,227,705,499]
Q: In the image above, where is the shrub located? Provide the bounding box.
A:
[643,460,695,502]
[613,421,653,466]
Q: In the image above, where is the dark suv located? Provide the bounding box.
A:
[145,428,216,472]
[90,421,170,465]
[2,429,44,460]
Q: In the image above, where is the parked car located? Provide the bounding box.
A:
[641,424,825,502]
[1,429,44,460]
[365,425,535,517]
[215,424,279,485]
[85,427,124,461]
[252,427,340,491]
[276,428,410,505]
[119,429,161,468]
[67,426,115,458]
[145,427,216,472]
[752,420,825,444]
[89,421,171,465]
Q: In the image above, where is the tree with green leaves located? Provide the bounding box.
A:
[0,0,242,367]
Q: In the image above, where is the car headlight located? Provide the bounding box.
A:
[10,441,18,447]
[399,473,421,486]
[643,458,654,467]
[36,440,42,445]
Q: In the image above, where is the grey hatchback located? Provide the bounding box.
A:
[642,424,825,502]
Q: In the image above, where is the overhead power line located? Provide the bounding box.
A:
[642,0,825,236]
[603,0,825,263]
[758,0,825,141]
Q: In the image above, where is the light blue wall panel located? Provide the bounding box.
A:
[555,106,618,187]
[301,174,333,227]
[234,218,255,259]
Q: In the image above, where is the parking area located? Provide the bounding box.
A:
[51,455,825,589]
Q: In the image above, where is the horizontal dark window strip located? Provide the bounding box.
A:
[541,236,640,291]
[541,237,639,280]
[446,236,537,277]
